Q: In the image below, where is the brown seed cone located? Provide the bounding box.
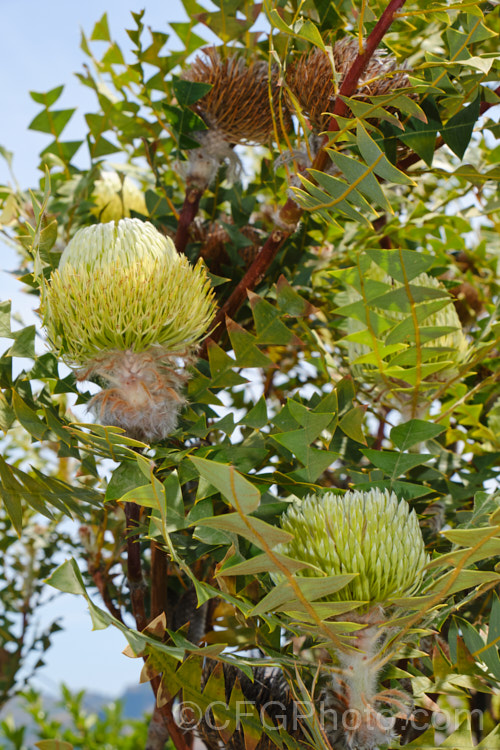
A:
[183,47,292,144]
[287,37,412,133]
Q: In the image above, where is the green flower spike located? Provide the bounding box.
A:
[43,218,216,442]
[277,488,428,606]
[276,489,428,750]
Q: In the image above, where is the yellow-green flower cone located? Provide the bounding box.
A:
[42,218,216,442]
[276,488,428,606]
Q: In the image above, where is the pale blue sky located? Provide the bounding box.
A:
[0,0,198,699]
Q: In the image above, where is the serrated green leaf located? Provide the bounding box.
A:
[89,134,121,158]
[357,122,415,185]
[226,319,272,368]
[266,9,324,49]
[365,248,435,283]
[11,391,47,440]
[426,569,500,597]
[162,102,207,148]
[0,455,24,535]
[441,526,500,547]
[217,552,313,577]
[207,341,247,387]
[391,420,445,450]
[192,512,292,549]
[190,456,260,514]
[241,396,268,430]
[441,93,480,159]
[430,536,500,574]
[384,300,452,346]
[105,460,146,502]
[30,85,64,107]
[362,448,435,477]
[457,613,500,679]
[293,176,371,226]
[172,77,212,106]
[294,18,325,49]
[91,13,111,41]
[307,169,375,213]
[29,109,75,137]
[249,292,298,346]
[282,600,366,619]
[7,326,36,358]
[101,42,125,66]
[0,300,11,337]
[251,574,356,616]
[338,406,367,444]
[327,150,393,212]
[371,283,448,312]
[0,392,14,431]
[477,726,500,750]
[311,0,342,30]
[46,557,87,596]
[441,718,475,749]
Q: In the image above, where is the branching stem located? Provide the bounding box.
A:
[175,186,204,254]
[203,0,408,348]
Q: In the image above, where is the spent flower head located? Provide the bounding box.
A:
[183,47,291,145]
[276,488,428,606]
[287,38,411,133]
[181,48,291,189]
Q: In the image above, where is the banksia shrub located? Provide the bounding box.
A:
[42,219,215,442]
[91,171,147,222]
[181,48,291,188]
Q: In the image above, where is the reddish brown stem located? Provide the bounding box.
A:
[125,506,190,750]
[150,541,169,621]
[88,562,124,623]
[124,501,148,632]
[150,681,191,750]
[175,186,203,254]
[201,229,288,351]
[314,0,408,173]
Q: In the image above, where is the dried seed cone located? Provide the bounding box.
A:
[183,48,291,145]
[181,48,291,188]
[287,38,411,133]
[43,219,215,442]
[276,489,428,606]
[91,171,147,222]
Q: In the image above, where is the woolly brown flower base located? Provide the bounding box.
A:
[77,347,195,443]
